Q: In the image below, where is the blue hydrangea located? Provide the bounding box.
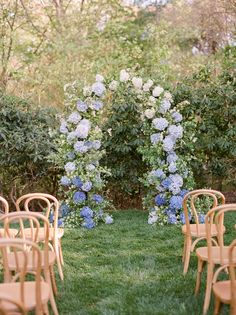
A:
[77,100,88,112]
[168,162,177,173]
[155,194,166,206]
[152,118,168,131]
[169,174,183,188]
[92,194,103,203]
[105,215,113,224]
[91,82,106,97]
[49,213,54,223]
[151,169,165,179]
[93,140,101,150]
[73,191,86,204]
[90,100,104,111]
[67,111,81,124]
[60,121,68,134]
[198,213,205,223]
[161,178,172,189]
[168,125,183,140]
[167,213,177,224]
[84,141,94,149]
[72,176,83,188]
[169,182,181,195]
[167,152,178,164]
[82,181,92,192]
[150,133,162,145]
[97,209,104,219]
[169,196,183,210]
[159,99,171,114]
[75,123,90,139]
[74,141,88,153]
[58,218,64,227]
[179,189,189,198]
[163,136,175,152]
[80,206,93,218]
[172,111,183,123]
[82,217,95,229]
[59,204,70,217]
[67,131,78,143]
[180,212,192,224]
[60,176,71,186]
[67,152,75,160]
[65,162,76,173]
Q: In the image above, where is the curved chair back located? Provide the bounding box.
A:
[0,196,9,215]
[0,293,27,314]
[183,189,225,235]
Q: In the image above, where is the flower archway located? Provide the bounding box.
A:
[57,69,195,228]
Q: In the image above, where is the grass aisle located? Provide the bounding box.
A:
[57,210,230,315]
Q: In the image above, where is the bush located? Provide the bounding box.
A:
[0,92,58,200]
[174,47,236,189]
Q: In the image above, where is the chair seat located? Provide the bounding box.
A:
[23,227,64,240]
[0,281,50,311]
[182,224,225,237]
[196,246,236,264]
[7,250,56,270]
[0,228,18,237]
[213,280,232,304]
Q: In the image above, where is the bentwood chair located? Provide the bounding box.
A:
[195,204,236,314]
[0,238,50,315]
[0,196,18,238]
[212,238,236,315]
[16,193,64,280]
[0,211,59,315]
[0,294,27,314]
[182,189,225,274]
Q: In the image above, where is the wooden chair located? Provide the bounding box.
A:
[212,238,236,315]
[0,211,59,315]
[182,189,225,274]
[16,193,64,280]
[0,294,27,314]
[0,196,18,238]
[0,237,50,315]
[195,203,236,314]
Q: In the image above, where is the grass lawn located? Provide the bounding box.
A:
[56,210,235,315]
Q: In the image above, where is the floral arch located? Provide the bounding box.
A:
[57,69,195,228]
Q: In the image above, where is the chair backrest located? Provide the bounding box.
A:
[182,189,225,235]
[16,193,60,240]
[0,294,27,314]
[229,239,236,315]
[0,196,9,215]
[0,238,42,314]
[205,204,236,266]
[0,211,50,275]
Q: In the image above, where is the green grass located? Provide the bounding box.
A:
[55,210,236,315]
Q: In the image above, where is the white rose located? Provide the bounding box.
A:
[95,74,104,82]
[164,91,173,101]
[83,86,92,97]
[144,109,155,119]
[120,69,130,82]
[109,80,118,91]
[132,77,143,89]
[143,79,153,91]
[152,86,164,97]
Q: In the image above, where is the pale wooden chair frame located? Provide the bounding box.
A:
[0,196,18,238]
[0,294,27,314]
[0,211,59,315]
[196,203,236,315]
[182,189,225,274]
[0,237,50,315]
[16,193,64,281]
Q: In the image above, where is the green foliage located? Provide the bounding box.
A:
[0,92,58,198]
[174,47,236,189]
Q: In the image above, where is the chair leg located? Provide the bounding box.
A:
[50,265,58,296]
[195,258,204,295]
[43,303,50,315]
[59,240,64,266]
[54,240,64,281]
[213,296,221,315]
[182,237,186,263]
[183,236,192,275]
[44,269,59,315]
[203,263,214,315]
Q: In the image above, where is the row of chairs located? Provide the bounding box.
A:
[0,193,65,314]
[182,189,236,314]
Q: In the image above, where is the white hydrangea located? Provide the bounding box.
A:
[95,74,104,82]
[132,77,143,89]
[159,99,171,114]
[120,69,130,82]
[148,212,158,224]
[164,91,173,101]
[75,119,91,139]
[109,80,119,91]
[152,86,164,97]
[143,79,153,91]
[144,109,155,119]
[149,96,156,103]
[83,86,92,97]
